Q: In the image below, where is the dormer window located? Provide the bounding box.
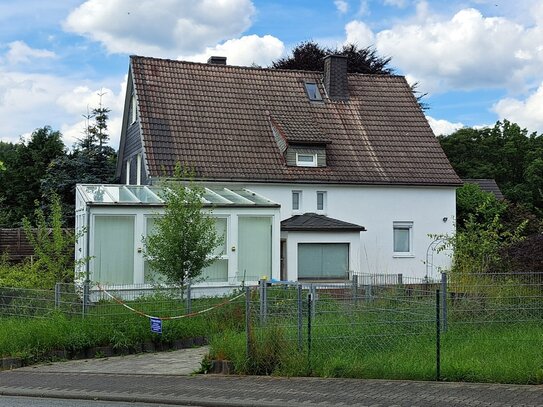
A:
[296,153,317,167]
[304,82,322,101]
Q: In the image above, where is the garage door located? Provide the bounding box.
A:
[298,243,349,279]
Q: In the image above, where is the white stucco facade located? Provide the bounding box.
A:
[206,182,456,280]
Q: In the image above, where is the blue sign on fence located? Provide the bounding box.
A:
[150,317,162,334]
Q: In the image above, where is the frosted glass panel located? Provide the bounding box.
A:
[94,216,134,284]
[144,217,164,284]
[213,218,227,256]
[201,259,228,282]
[201,218,228,282]
[298,243,348,279]
[394,228,410,252]
[238,217,272,281]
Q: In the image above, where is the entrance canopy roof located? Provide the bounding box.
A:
[77,184,280,208]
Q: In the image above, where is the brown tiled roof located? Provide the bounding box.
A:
[281,213,366,232]
[131,56,461,186]
[462,179,504,200]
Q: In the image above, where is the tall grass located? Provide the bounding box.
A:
[0,295,246,362]
[209,320,543,384]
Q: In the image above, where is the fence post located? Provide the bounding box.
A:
[245,286,251,362]
[397,273,403,285]
[297,283,303,351]
[352,274,359,306]
[186,280,192,315]
[365,281,373,302]
[307,291,312,375]
[436,289,441,381]
[82,281,90,317]
[441,272,447,332]
[310,284,316,320]
[54,282,61,310]
[259,279,267,325]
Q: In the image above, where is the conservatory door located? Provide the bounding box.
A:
[238,216,272,281]
[93,215,135,284]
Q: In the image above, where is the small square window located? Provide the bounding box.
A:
[393,222,413,255]
[292,191,302,211]
[296,153,317,167]
[317,191,326,211]
[304,82,322,101]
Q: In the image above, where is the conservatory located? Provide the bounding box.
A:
[75,184,281,286]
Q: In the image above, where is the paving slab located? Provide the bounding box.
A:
[17,346,208,376]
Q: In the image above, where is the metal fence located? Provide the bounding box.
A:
[245,272,543,379]
[0,279,248,321]
[1,272,542,380]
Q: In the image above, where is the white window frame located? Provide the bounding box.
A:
[125,159,131,185]
[292,190,302,212]
[304,82,323,101]
[296,153,317,167]
[316,191,326,213]
[136,153,142,185]
[393,221,414,257]
[130,93,137,124]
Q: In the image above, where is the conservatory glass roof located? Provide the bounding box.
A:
[77,184,279,207]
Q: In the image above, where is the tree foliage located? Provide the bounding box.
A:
[439,120,543,216]
[42,106,117,226]
[0,127,65,227]
[272,41,393,74]
[21,194,83,287]
[440,191,526,275]
[143,165,221,288]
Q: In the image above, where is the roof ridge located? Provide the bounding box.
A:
[129,55,406,79]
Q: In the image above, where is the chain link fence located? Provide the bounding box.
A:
[245,278,439,377]
[0,279,248,322]
[1,272,542,381]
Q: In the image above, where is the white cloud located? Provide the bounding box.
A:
[334,0,348,14]
[179,34,284,67]
[64,0,256,57]
[345,20,375,47]
[56,79,126,147]
[383,0,407,8]
[373,8,543,93]
[426,116,464,136]
[493,82,543,133]
[357,0,370,16]
[0,67,126,148]
[5,41,56,65]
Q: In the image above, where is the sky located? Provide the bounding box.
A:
[1,0,542,149]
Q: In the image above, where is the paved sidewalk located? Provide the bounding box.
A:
[1,348,542,406]
[17,347,208,376]
[1,371,542,406]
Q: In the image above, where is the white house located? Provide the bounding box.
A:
[107,54,460,285]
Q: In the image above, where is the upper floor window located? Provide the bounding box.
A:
[317,191,326,212]
[304,82,322,101]
[393,221,413,256]
[130,93,137,124]
[296,153,317,167]
[292,190,302,211]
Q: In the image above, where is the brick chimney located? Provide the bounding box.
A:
[207,56,227,65]
[323,55,348,101]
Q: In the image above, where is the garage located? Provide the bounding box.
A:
[298,243,349,279]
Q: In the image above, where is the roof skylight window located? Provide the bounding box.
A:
[304,82,322,101]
